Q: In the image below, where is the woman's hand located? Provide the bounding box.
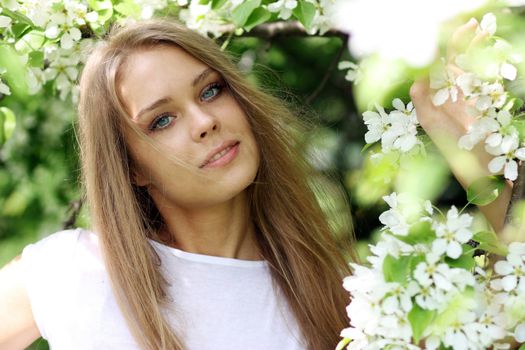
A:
[410,18,512,234]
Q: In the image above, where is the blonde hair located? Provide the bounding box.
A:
[78,19,354,350]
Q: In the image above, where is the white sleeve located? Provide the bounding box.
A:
[19,229,82,341]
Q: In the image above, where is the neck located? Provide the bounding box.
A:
[152,191,262,261]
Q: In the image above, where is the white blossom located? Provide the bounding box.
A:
[492,242,525,292]
[430,63,458,106]
[367,234,414,269]
[486,134,525,181]
[457,111,500,150]
[456,73,482,99]
[442,311,480,350]
[431,206,473,259]
[267,0,298,20]
[338,60,362,83]
[476,82,507,111]
[0,11,12,28]
[515,323,525,342]
[362,104,392,145]
[379,193,432,236]
[362,100,421,154]
[478,13,497,36]
[484,110,515,149]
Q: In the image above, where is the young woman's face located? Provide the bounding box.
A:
[118,45,260,208]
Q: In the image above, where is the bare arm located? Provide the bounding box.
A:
[410,19,512,235]
[410,79,512,234]
[0,256,41,350]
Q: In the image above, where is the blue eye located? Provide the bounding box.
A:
[150,114,175,131]
[201,82,223,101]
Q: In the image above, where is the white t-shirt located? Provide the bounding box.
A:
[21,228,307,350]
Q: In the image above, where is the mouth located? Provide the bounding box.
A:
[200,141,240,168]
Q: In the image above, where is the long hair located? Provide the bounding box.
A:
[77,19,354,350]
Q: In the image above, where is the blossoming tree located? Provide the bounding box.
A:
[1,0,525,349]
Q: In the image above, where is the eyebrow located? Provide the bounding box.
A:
[134,67,215,120]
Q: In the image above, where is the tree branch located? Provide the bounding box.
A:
[231,21,348,40]
[504,161,525,227]
[305,34,349,105]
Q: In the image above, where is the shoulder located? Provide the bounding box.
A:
[19,228,106,340]
[20,227,105,290]
[21,228,102,268]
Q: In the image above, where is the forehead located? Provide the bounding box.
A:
[118,45,209,117]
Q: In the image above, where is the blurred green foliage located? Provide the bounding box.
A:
[3,11,518,350]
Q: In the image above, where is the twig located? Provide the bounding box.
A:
[231,21,348,40]
[305,34,349,105]
[62,198,84,230]
[504,161,525,227]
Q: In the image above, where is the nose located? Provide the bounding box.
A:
[189,105,219,141]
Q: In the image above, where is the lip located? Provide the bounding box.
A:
[200,140,240,168]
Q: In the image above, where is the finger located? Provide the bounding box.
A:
[467,29,490,52]
[409,78,430,102]
[447,18,479,62]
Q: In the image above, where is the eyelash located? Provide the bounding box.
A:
[148,81,226,132]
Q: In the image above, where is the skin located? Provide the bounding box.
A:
[118,45,262,260]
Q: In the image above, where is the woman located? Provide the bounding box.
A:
[0,19,354,350]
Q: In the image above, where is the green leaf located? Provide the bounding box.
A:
[466,175,505,206]
[1,8,35,28]
[0,45,29,96]
[87,0,113,11]
[383,254,411,284]
[504,97,524,113]
[336,338,351,350]
[409,254,426,274]
[473,231,508,256]
[231,0,261,27]
[519,343,525,350]
[445,248,475,270]
[360,142,375,154]
[408,304,436,343]
[395,221,434,245]
[114,0,141,17]
[87,0,113,24]
[0,107,16,146]
[244,7,271,31]
[198,0,211,4]
[292,1,316,29]
[211,0,228,9]
[515,119,525,140]
[28,51,44,68]
[10,23,32,39]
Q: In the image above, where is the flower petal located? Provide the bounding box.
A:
[504,160,518,181]
[501,63,517,81]
[515,323,525,342]
[494,260,513,275]
[446,241,462,259]
[488,156,506,173]
[501,275,517,291]
[432,88,449,106]
[392,98,405,111]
